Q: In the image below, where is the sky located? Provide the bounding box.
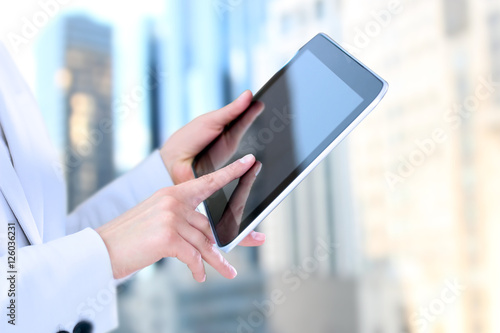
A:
[0,0,164,85]
[0,0,166,172]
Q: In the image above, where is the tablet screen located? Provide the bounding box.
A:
[194,43,378,247]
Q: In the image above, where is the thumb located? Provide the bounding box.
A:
[209,90,253,126]
[177,154,256,208]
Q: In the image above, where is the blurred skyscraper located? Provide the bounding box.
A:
[249,1,407,332]
[115,1,407,332]
[112,1,269,332]
[36,15,114,211]
[144,20,163,151]
[342,0,500,332]
[158,1,233,138]
[157,0,271,268]
[255,0,361,279]
[23,0,499,332]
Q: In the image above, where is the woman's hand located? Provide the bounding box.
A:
[96,155,264,281]
[158,90,265,248]
[160,90,254,185]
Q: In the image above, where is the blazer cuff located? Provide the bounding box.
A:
[56,227,118,332]
[11,228,118,333]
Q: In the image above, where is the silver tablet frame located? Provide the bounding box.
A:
[197,33,388,253]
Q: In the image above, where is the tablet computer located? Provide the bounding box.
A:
[192,33,388,252]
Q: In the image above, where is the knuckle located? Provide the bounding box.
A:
[160,226,175,243]
[201,173,216,187]
[193,232,205,245]
[225,164,240,180]
[196,113,209,123]
[197,215,211,230]
[190,249,202,264]
[194,211,207,224]
[158,196,178,213]
[161,209,177,223]
[222,258,232,270]
[229,160,239,171]
[156,187,171,198]
[204,224,214,237]
[202,236,215,252]
[194,214,213,238]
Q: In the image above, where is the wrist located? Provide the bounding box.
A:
[95,226,121,279]
[159,146,178,184]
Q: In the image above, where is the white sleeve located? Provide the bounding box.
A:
[0,228,118,333]
[0,152,173,332]
[67,150,174,234]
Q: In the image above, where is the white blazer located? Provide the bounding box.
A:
[0,43,173,332]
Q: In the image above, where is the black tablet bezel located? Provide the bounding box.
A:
[192,33,386,248]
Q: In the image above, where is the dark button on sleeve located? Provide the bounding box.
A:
[73,320,93,333]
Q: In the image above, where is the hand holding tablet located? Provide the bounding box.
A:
[193,33,388,252]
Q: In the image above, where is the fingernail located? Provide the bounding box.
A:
[239,154,254,164]
[230,265,238,278]
[252,232,265,241]
[255,164,262,176]
[201,274,206,282]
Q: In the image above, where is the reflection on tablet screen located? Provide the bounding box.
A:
[195,49,365,246]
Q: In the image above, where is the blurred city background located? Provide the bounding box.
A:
[1,0,499,332]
